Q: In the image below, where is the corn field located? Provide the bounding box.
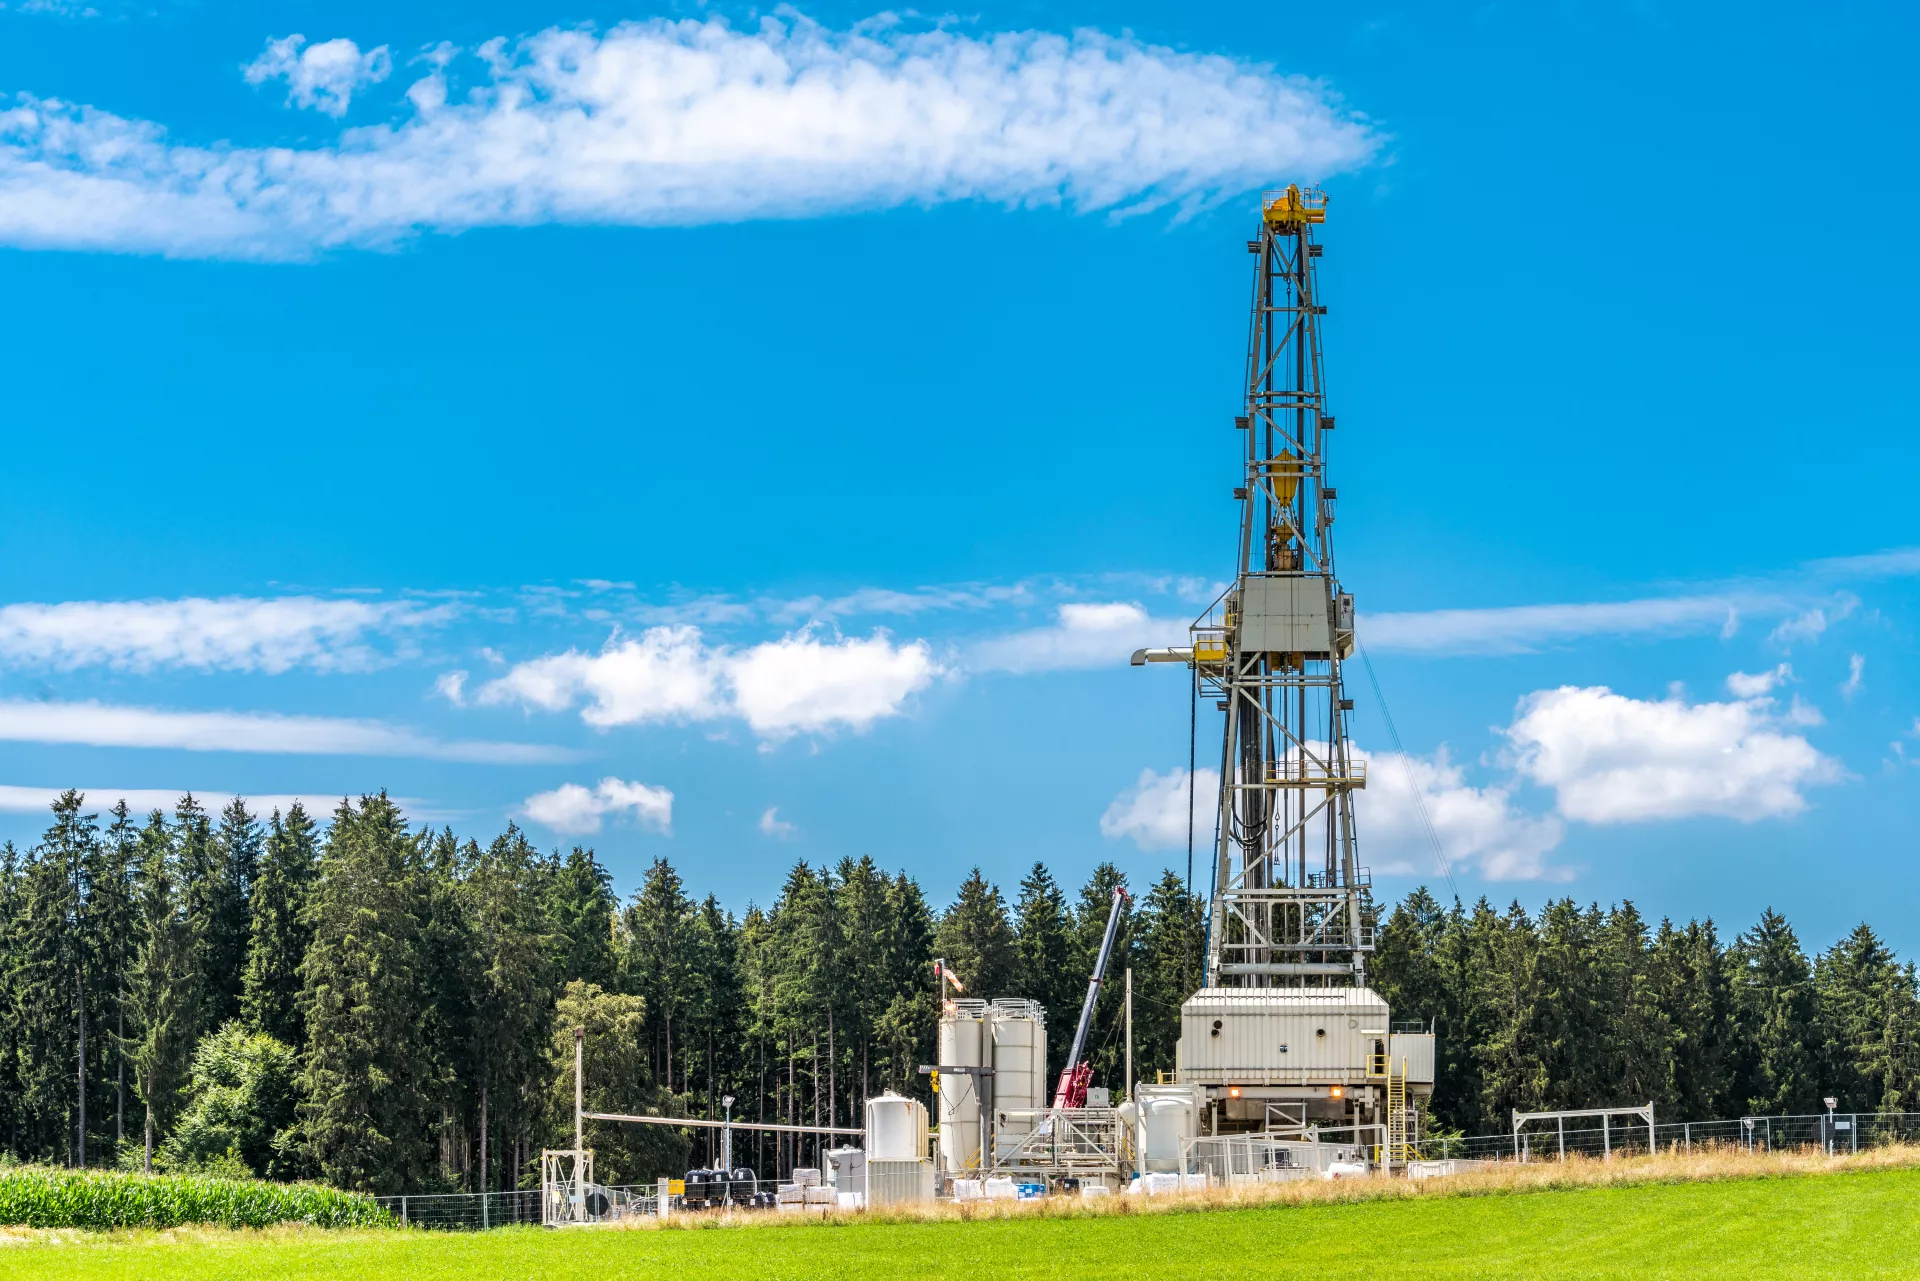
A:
[0,1168,394,1230]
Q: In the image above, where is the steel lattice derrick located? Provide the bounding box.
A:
[1194,186,1370,991]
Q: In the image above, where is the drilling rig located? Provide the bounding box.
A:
[1133,187,1433,1161]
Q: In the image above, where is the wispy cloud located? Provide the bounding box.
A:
[0,700,564,762]
[971,602,1188,673]
[0,17,1381,260]
[0,785,344,818]
[0,596,445,673]
[1363,594,1752,655]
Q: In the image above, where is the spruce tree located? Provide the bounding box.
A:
[173,795,218,1039]
[545,845,617,989]
[124,809,199,1173]
[1131,869,1202,1085]
[1011,863,1076,1072]
[934,867,1015,999]
[203,798,262,1028]
[624,857,698,1095]
[1733,908,1819,1114]
[1814,923,1920,1112]
[295,794,436,1193]
[0,842,23,1155]
[241,804,320,1047]
[462,825,555,1191]
[1653,919,1737,1118]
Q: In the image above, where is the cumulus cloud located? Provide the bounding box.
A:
[520,777,672,835]
[759,806,796,838]
[1502,685,1842,823]
[0,17,1380,259]
[0,595,442,674]
[243,35,392,117]
[1102,752,1563,880]
[1101,766,1216,850]
[1356,747,1565,882]
[474,624,939,739]
[1726,664,1792,698]
[973,602,1187,673]
[0,699,562,763]
[476,627,723,727]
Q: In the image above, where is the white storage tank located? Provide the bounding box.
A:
[1135,1083,1202,1173]
[988,998,1047,1149]
[937,999,988,1174]
[864,1092,928,1164]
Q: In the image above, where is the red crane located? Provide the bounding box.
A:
[1052,887,1129,1110]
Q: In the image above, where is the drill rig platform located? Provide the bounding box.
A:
[1134,186,1434,1165]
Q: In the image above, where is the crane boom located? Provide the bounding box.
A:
[1052,887,1128,1109]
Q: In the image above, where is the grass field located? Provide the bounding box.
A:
[9,1152,1919,1281]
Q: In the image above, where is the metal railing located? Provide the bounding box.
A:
[1414,1111,1920,1163]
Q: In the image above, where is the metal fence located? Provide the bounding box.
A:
[1413,1112,1920,1163]
[373,1183,665,1230]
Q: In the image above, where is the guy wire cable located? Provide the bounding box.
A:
[1357,641,1462,905]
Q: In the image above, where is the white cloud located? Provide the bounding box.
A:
[0,596,441,673]
[1768,595,1856,648]
[759,806,796,838]
[1363,594,1751,655]
[1101,766,1215,850]
[520,777,672,836]
[0,785,339,818]
[476,627,723,727]
[244,35,392,117]
[1102,752,1564,881]
[0,700,562,763]
[0,17,1380,259]
[1842,653,1865,699]
[435,670,468,704]
[973,602,1187,673]
[1502,685,1842,823]
[729,629,938,738]
[475,625,938,739]
[1726,664,1792,698]
[1356,747,1566,883]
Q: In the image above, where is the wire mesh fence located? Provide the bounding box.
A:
[370,1180,789,1230]
[1413,1112,1920,1163]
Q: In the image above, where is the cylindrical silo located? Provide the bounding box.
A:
[865,1092,928,1163]
[937,999,987,1174]
[989,998,1047,1149]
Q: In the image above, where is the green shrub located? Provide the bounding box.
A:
[0,1167,394,1230]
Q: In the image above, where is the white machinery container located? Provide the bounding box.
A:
[1133,1084,1203,1173]
[937,999,988,1174]
[826,1146,867,1197]
[865,1092,928,1164]
[868,1159,936,1207]
[988,999,1047,1150]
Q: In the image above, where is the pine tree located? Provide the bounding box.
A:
[1733,908,1819,1114]
[1010,863,1076,1074]
[173,795,218,1040]
[124,809,199,1173]
[545,846,617,990]
[934,868,1015,999]
[462,825,555,1192]
[1653,919,1737,1118]
[295,794,436,1193]
[203,798,261,1029]
[1600,902,1674,1109]
[874,873,936,1095]
[1131,869,1202,1085]
[0,842,24,1155]
[1814,923,1920,1112]
[624,858,698,1096]
[241,804,320,1047]
[1472,901,1547,1126]
[95,801,141,1157]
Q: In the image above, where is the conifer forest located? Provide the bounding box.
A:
[1,789,1915,1194]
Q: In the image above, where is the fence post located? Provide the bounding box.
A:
[400,1195,408,1227]
[658,1176,672,1219]
[1684,1123,1690,1153]
[1851,1114,1858,1155]
[482,1191,489,1231]
[1602,1114,1610,1161]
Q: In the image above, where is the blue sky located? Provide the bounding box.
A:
[0,0,1914,951]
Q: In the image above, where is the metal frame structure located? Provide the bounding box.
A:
[1512,1104,1656,1161]
[1137,185,1371,989]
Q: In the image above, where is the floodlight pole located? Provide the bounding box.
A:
[574,1028,585,1154]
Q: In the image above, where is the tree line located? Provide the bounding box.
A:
[0,790,1199,1193]
[2,789,1914,1192]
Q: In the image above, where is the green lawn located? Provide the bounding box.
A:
[13,1167,1920,1281]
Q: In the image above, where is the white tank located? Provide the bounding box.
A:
[988,999,1047,1144]
[937,999,988,1174]
[865,1092,928,1163]
[1136,1084,1202,1173]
